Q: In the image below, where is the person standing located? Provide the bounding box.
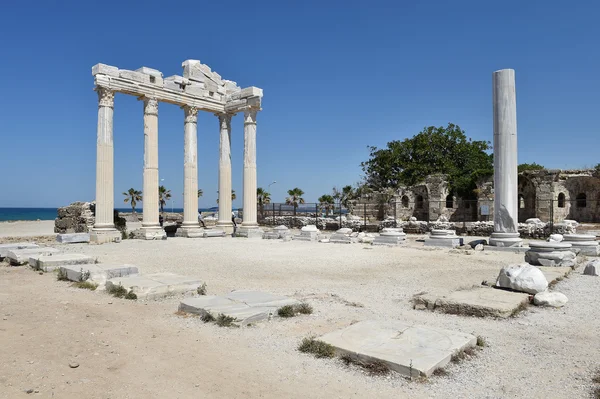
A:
[231,211,237,236]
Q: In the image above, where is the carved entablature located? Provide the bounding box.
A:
[92,60,263,114]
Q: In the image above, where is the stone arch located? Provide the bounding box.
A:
[557,192,565,208]
[518,175,536,222]
[401,195,409,208]
[415,195,424,209]
[564,176,600,222]
[445,194,453,209]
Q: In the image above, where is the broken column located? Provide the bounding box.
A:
[489,69,523,247]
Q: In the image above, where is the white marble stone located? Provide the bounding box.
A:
[525,242,576,267]
[562,234,600,256]
[6,247,60,266]
[241,109,259,231]
[424,229,462,248]
[372,228,407,246]
[59,263,139,286]
[0,242,38,258]
[203,229,226,238]
[489,69,522,248]
[319,320,477,378]
[496,263,548,294]
[216,114,234,234]
[29,253,94,272]
[533,291,568,307]
[57,233,90,243]
[106,272,202,300]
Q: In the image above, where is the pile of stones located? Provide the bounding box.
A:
[54,202,95,234]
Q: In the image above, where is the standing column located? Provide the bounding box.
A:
[90,87,121,244]
[141,97,165,240]
[238,108,264,238]
[216,113,234,234]
[176,105,202,237]
[490,69,523,247]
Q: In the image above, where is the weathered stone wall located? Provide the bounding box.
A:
[54,202,95,233]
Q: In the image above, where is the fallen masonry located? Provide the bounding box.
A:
[413,287,530,318]
[29,253,95,272]
[6,247,60,266]
[372,228,406,246]
[424,229,462,248]
[56,233,90,244]
[294,225,321,242]
[525,242,576,267]
[318,320,477,378]
[179,290,299,326]
[329,228,356,244]
[562,234,600,256]
[59,263,139,286]
[106,273,203,300]
[0,242,38,260]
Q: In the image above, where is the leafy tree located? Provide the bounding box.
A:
[158,186,171,213]
[318,194,335,216]
[123,188,142,213]
[286,188,305,217]
[360,123,493,197]
[197,189,203,198]
[518,163,545,173]
[594,163,600,175]
[332,185,356,212]
[257,188,271,218]
[216,190,236,204]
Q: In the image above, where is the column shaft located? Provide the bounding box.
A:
[490,68,522,247]
[182,106,200,228]
[242,109,258,227]
[216,114,233,231]
[142,98,160,228]
[94,88,116,229]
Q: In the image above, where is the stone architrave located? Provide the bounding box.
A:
[90,88,121,244]
[216,113,234,234]
[141,97,166,240]
[489,69,523,247]
[176,106,203,238]
[237,108,264,238]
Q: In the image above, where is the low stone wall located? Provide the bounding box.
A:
[54,202,95,233]
[262,216,364,230]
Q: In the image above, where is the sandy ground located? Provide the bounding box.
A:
[0,221,55,238]
[1,221,599,398]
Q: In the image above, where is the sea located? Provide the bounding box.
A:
[0,207,214,222]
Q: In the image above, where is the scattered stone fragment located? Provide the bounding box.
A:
[319,320,476,377]
[106,273,202,300]
[6,248,60,266]
[29,253,94,272]
[0,242,38,260]
[69,362,79,368]
[583,259,600,276]
[533,291,568,308]
[496,264,548,294]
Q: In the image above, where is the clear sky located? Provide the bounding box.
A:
[0,0,598,208]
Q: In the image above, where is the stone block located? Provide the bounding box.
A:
[164,80,183,92]
[175,227,204,238]
[6,247,60,266]
[203,229,226,238]
[239,87,263,98]
[184,84,207,97]
[57,233,90,244]
[181,60,206,82]
[329,233,355,244]
[0,242,38,259]
[236,227,264,239]
[107,273,202,300]
[496,263,548,294]
[90,229,121,244]
[537,266,572,284]
[533,291,568,307]
[118,70,150,84]
[225,290,299,308]
[583,259,600,276]
[413,287,530,318]
[92,63,119,77]
[59,263,139,286]
[29,253,94,272]
[319,320,476,378]
[224,99,247,112]
[135,66,163,78]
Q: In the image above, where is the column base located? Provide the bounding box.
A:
[236,226,264,239]
[216,221,234,235]
[90,228,122,244]
[489,232,523,247]
[175,226,205,238]
[140,226,167,240]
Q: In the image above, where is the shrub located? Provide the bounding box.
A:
[215,314,236,327]
[277,305,296,318]
[72,281,98,291]
[298,337,335,358]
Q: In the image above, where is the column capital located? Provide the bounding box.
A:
[97,87,114,108]
[215,113,233,127]
[183,105,198,124]
[243,108,258,125]
[142,97,159,116]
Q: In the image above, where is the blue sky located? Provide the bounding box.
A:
[0,0,598,208]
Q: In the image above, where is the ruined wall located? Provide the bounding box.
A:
[54,202,95,233]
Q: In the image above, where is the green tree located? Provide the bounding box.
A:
[360,123,493,197]
[518,163,545,173]
[123,188,142,213]
[158,186,171,213]
[318,194,335,216]
[286,188,305,217]
[332,185,356,211]
[594,163,600,175]
[216,190,236,204]
[197,189,203,198]
[257,187,271,219]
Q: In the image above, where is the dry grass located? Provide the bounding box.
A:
[340,354,390,376]
[298,336,335,358]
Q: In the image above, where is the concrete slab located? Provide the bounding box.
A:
[6,247,60,266]
[413,287,530,318]
[319,320,476,377]
[60,263,139,286]
[29,253,94,272]
[0,242,38,259]
[107,273,202,300]
[178,291,299,326]
[56,233,90,244]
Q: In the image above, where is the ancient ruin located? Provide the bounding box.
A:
[90,60,263,243]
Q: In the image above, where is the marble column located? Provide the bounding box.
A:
[141,97,165,240]
[90,87,121,244]
[489,69,523,247]
[216,113,234,234]
[176,105,203,237]
[237,108,263,238]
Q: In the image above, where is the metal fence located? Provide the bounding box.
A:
[256,198,600,231]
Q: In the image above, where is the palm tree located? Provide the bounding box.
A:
[286,188,305,217]
[123,188,142,213]
[159,185,171,213]
[257,187,271,219]
[198,189,203,198]
[318,194,335,216]
[216,190,236,204]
